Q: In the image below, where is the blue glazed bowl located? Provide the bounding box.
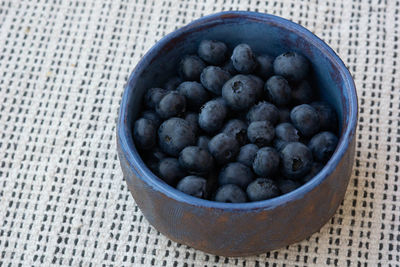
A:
[117,11,358,256]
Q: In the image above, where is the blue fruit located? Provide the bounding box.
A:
[184,112,200,135]
[197,40,228,65]
[222,75,259,110]
[275,122,300,142]
[277,179,301,194]
[156,91,186,119]
[265,76,292,106]
[222,119,248,146]
[214,184,247,203]
[308,131,338,163]
[158,118,196,156]
[179,55,206,81]
[246,101,279,125]
[292,80,313,104]
[143,146,166,173]
[302,162,323,183]
[253,147,280,177]
[311,101,338,132]
[208,133,240,165]
[218,162,254,189]
[221,60,238,75]
[248,75,265,99]
[273,138,289,152]
[256,54,274,80]
[164,76,183,91]
[158,158,186,185]
[141,110,162,127]
[177,81,209,110]
[144,87,167,109]
[176,176,207,198]
[197,136,210,151]
[198,99,227,133]
[290,104,320,137]
[247,121,275,147]
[280,142,313,179]
[231,44,258,74]
[133,118,157,150]
[179,146,214,175]
[236,144,259,167]
[273,51,310,83]
[200,66,231,95]
[246,178,280,201]
[279,108,291,123]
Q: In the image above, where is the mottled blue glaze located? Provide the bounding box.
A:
[117,11,358,256]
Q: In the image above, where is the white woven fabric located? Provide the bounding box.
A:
[0,0,398,266]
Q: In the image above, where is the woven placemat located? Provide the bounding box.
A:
[0,0,398,266]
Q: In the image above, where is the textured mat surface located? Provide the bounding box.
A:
[0,0,398,266]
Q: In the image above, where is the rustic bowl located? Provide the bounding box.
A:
[117,11,358,256]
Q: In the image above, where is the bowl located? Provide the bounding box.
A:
[116,11,358,257]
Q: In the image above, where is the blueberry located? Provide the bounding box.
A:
[280,142,313,179]
[214,184,247,203]
[302,162,323,183]
[197,40,228,65]
[222,119,248,146]
[277,179,301,194]
[141,110,162,127]
[158,158,186,185]
[246,178,280,201]
[311,101,338,132]
[290,104,320,137]
[308,131,338,163]
[133,118,157,150]
[198,98,227,133]
[275,123,300,142]
[273,51,309,83]
[247,121,275,147]
[200,66,231,95]
[179,146,214,175]
[221,60,238,75]
[222,75,259,110]
[273,138,289,152]
[231,44,257,74]
[144,87,167,109]
[184,112,200,135]
[156,91,186,119]
[197,136,210,151]
[179,55,206,81]
[176,176,207,198]
[256,54,274,80]
[143,147,166,173]
[158,118,196,156]
[246,101,279,125]
[164,76,183,91]
[218,162,254,189]
[208,133,239,165]
[279,108,291,123]
[292,80,313,104]
[265,76,292,106]
[237,144,259,167]
[253,147,280,177]
[247,75,265,99]
[177,81,209,110]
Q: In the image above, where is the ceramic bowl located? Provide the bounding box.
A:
[117,11,358,256]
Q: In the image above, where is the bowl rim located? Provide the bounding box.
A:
[117,11,358,211]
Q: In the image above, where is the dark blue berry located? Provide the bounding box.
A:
[184,112,200,135]
[248,75,265,99]
[253,147,280,177]
[198,99,227,133]
[277,179,301,194]
[247,121,275,147]
[279,108,291,123]
[280,142,313,179]
[141,110,162,127]
[222,75,259,110]
[222,119,248,146]
[143,147,166,173]
[164,76,183,91]
[219,162,254,189]
[197,136,210,151]
[208,133,239,165]
[302,162,323,183]
[144,87,167,109]
[311,101,338,132]
[156,91,186,119]
[290,104,320,137]
[179,55,206,81]
[176,176,207,198]
[308,131,338,163]
[214,184,247,203]
[246,178,280,201]
[265,76,292,106]
[179,146,214,175]
[158,118,196,156]
[292,80,313,104]
[275,123,300,142]
[158,158,186,185]
[246,101,279,125]
[177,81,209,110]
[273,138,289,152]
[273,51,309,83]
[231,44,257,74]
[221,60,238,75]
[256,54,274,80]
[133,118,157,150]
[200,66,231,95]
[236,144,258,167]
[198,40,228,65]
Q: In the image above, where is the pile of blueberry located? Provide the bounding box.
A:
[133,40,339,203]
